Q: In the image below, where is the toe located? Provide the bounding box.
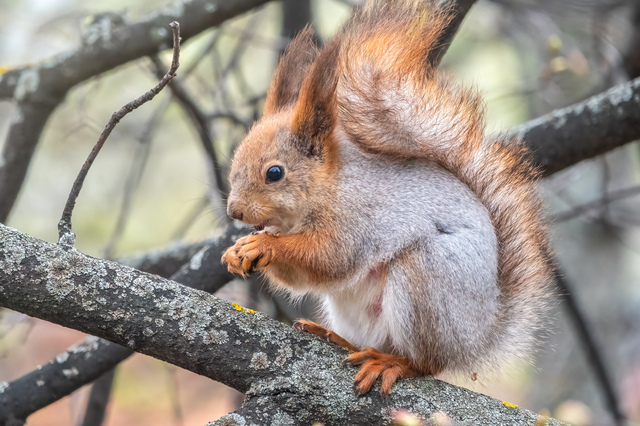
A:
[354,360,383,394]
[380,365,403,395]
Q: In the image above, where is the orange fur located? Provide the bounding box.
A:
[222,229,346,286]
[293,319,359,352]
[346,347,420,395]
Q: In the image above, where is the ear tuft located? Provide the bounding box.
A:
[263,26,318,116]
[291,37,341,151]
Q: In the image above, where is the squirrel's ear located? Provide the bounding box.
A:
[290,37,340,156]
[263,26,318,116]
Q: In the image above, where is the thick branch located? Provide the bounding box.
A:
[0,224,247,423]
[509,76,640,176]
[0,0,270,101]
[0,224,563,425]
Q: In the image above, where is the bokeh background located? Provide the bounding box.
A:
[1,0,640,424]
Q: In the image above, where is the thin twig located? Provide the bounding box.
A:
[182,31,222,78]
[213,12,265,94]
[103,97,172,260]
[164,365,185,426]
[209,112,252,129]
[552,184,640,222]
[57,22,182,246]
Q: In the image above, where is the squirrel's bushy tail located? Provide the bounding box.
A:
[336,0,554,367]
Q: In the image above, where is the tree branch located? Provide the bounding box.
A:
[0,224,563,425]
[0,337,131,425]
[79,369,116,426]
[0,223,248,423]
[149,55,229,200]
[0,0,270,101]
[509,76,640,177]
[0,100,60,223]
[429,0,478,66]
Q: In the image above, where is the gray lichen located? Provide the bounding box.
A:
[13,68,40,103]
[62,367,79,378]
[250,352,268,370]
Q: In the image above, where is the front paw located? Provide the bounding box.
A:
[222,233,275,276]
[221,245,244,276]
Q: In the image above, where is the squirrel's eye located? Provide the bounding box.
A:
[266,165,284,183]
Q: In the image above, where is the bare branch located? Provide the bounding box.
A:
[429,0,479,66]
[103,97,172,260]
[509,76,640,177]
[553,184,640,222]
[0,0,271,101]
[57,22,181,246]
[553,268,625,426]
[0,101,59,223]
[0,337,131,425]
[80,369,116,426]
[0,224,564,425]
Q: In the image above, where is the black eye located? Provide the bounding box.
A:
[266,165,284,183]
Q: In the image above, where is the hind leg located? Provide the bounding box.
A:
[293,319,359,352]
[294,320,419,395]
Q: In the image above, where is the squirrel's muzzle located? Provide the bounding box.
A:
[227,199,243,221]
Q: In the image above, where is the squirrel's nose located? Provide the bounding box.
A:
[229,210,243,221]
[227,201,244,221]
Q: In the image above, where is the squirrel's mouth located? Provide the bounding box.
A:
[254,220,270,232]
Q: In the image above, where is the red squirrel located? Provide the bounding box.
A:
[221,0,553,395]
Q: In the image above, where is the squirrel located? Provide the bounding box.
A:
[221,0,553,395]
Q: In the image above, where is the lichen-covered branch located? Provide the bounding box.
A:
[0,223,248,423]
[0,0,270,101]
[0,224,563,425]
[509,76,640,176]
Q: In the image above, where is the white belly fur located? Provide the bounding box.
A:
[320,265,392,351]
